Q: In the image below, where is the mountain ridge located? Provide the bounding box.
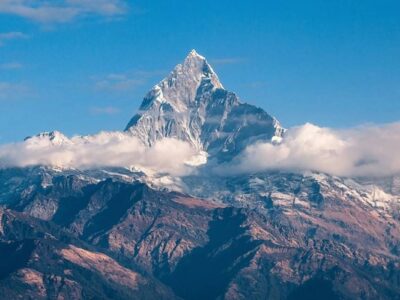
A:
[0,50,399,300]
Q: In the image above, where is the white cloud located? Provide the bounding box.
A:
[0,31,28,46]
[0,131,202,176]
[0,0,128,24]
[2,122,398,178]
[217,122,400,178]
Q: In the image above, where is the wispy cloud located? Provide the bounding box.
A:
[94,74,144,92]
[217,122,400,178]
[245,81,267,89]
[0,81,28,99]
[0,31,29,46]
[0,62,23,70]
[210,57,246,65]
[90,106,120,115]
[0,0,128,24]
[92,70,165,93]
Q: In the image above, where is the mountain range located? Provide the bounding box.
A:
[0,50,400,300]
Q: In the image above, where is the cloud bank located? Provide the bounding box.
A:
[0,132,202,176]
[1,123,399,178]
[218,122,400,178]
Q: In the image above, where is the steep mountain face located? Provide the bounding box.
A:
[0,50,400,300]
[1,168,400,299]
[125,50,283,161]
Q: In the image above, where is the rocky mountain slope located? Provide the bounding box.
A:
[1,166,399,299]
[0,50,399,299]
[0,206,176,299]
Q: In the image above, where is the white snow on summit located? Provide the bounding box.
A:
[125,49,284,160]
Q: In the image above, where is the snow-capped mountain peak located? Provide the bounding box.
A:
[24,131,71,146]
[137,49,223,113]
[125,50,284,160]
[179,48,223,89]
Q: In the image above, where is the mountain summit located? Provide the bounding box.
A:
[1,51,400,300]
[125,50,284,161]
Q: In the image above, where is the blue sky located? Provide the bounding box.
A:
[0,0,399,143]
